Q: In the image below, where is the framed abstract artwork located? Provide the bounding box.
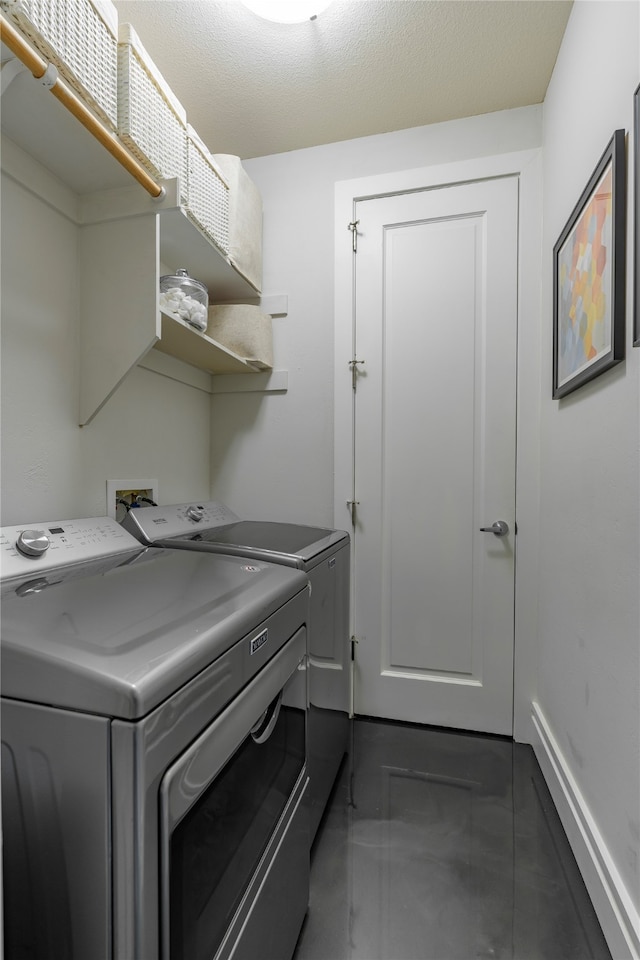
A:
[553,128,626,398]
[634,84,640,347]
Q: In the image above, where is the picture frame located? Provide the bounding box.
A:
[634,84,639,347]
[553,128,626,398]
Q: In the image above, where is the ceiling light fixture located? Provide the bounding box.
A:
[241,0,333,23]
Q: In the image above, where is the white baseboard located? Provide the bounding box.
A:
[531,702,640,960]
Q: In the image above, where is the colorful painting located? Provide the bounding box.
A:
[556,165,612,387]
[553,130,626,399]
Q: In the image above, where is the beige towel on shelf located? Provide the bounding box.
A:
[208,304,273,369]
[213,154,263,294]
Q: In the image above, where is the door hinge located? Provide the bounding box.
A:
[348,358,365,390]
[346,499,359,526]
[348,219,360,253]
[350,636,359,661]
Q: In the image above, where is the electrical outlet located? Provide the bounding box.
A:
[106,479,159,522]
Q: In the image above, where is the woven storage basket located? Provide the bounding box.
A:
[1,0,118,129]
[207,304,273,370]
[117,23,188,202]
[186,125,230,256]
[212,155,263,294]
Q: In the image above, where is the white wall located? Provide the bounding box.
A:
[0,148,211,525]
[534,2,640,957]
[211,105,542,523]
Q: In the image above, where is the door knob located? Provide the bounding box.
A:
[479,520,509,537]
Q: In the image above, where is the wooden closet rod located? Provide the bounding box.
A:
[0,14,165,199]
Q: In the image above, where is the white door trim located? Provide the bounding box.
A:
[333,148,543,743]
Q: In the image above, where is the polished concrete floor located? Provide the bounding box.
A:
[294,719,612,960]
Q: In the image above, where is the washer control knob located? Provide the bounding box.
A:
[16,529,50,557]
[186,505,205,522]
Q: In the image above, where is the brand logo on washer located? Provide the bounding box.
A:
[242,564,259,572]
[250,629,268,655]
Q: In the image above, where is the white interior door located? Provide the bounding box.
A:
[353,176,518,735]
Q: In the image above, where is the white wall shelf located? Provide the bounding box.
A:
[79,178,261,302]
[77,189,278,425]
[157,309,262,375]
[1,56,286,425]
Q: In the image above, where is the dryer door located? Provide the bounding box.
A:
[160,628,308,960]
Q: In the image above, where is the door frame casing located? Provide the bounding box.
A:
[333,149,543,745]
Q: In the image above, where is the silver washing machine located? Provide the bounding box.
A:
[1,516,310,960]
[123,501,350,842]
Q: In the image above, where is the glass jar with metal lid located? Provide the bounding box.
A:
[159,268,209,332]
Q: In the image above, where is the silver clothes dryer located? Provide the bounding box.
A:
[123,500,350,841]
[1,516,309,960]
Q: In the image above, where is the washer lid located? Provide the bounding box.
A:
[1,548,307,720]
[122,503,350,565]
[176,520,350,567]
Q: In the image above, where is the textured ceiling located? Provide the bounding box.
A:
[113,0,573,160]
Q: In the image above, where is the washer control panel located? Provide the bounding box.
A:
[123,501,240,543]
[1,517,141,579]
